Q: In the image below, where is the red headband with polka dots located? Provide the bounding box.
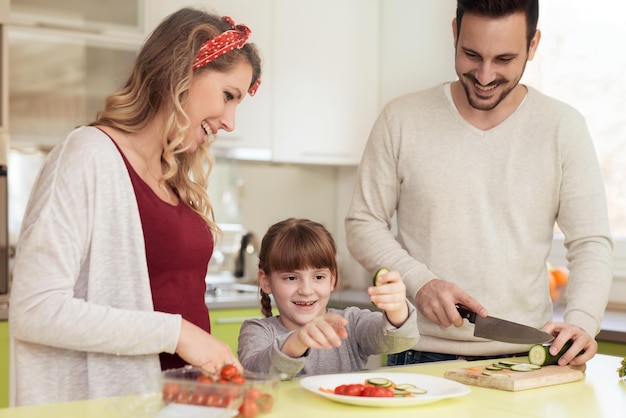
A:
[192,16,261,96]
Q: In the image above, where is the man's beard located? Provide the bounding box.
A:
[459,73,517,111]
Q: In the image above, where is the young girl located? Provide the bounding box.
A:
[237,218,419,378]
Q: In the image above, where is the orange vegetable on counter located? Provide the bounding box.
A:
[548,265,569,302]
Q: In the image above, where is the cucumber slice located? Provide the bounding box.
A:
[394,383,427,395]
[394,383,417,390]
[366,377,393,387]
[482,371,509,377]
[402,386,427,395]
[528,340,578,366]
[510,363,541,372]
[528,344,552,366]
[497,360,521,367]
[372,267,390,286]
[485,365,505,370]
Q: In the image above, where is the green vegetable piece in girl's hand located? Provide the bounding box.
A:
[373,267,390,286]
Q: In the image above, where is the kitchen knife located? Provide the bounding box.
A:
[456,304,554,344]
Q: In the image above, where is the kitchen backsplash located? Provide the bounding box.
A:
[222,160,370,290]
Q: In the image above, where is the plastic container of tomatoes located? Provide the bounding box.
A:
[160,365,279,418]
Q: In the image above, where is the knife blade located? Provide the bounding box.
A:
[456,304,554,344]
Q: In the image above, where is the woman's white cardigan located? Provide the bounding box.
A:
[9,127,182,406]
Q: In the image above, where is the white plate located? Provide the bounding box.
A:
[300,372,470,407]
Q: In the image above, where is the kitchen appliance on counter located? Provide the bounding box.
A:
[234,230,259,282]
[207,223,259,284]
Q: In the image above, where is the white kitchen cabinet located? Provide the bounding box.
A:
[206,0,274,161]
[271,0,380,165]
[380,0,457,105]
[10,0,145,33]
[188,0,273,161]
[150,0,379,165]
[7,1,145,150]
[145,0,274,161]
[7,27,139,149]
[148,1,456,165]
[6,1,459,164]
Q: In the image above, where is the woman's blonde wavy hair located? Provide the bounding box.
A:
[90,8,262,236]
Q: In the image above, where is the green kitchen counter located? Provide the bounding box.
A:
[0,354,623,418]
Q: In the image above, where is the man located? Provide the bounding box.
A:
[345,0,613,366]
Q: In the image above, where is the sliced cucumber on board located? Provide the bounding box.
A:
[510,363,542,372]
[528,340,576,366]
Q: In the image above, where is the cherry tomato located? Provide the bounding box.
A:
[239,398,259,418]
[245,387,262,400]
[190,391,207,405]
[344,384,364,397]
[256,393,274,413]
[220,364,239,379]
[196,375,213,383]
[361,386,377,397]
[205,394,224,407]
[334,384,348,395]
[174,387,190,404]
[333,383,394,398]
[220,384,244,402]
[370,387,394,397]
[230,374,246,385]
[162,382,180,403]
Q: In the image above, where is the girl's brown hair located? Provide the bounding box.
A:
[258,218,339,317]
[90,8,262,236]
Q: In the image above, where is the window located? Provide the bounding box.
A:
[522,1,626,305]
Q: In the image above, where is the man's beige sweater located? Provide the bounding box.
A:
[346,84,613,356]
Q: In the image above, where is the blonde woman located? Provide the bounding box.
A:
[9,7,261,406]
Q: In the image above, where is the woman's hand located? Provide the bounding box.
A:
[368,269,409,327]
[176,319,242,375]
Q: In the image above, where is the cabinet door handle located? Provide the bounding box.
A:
[214,316,261,324]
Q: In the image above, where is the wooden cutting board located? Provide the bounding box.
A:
[444,363,585,391]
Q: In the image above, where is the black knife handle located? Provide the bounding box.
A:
[456,304,477,323]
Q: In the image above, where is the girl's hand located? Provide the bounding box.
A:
[296,313,349,349]
[282,313,348,358]
[368,270,409,327]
